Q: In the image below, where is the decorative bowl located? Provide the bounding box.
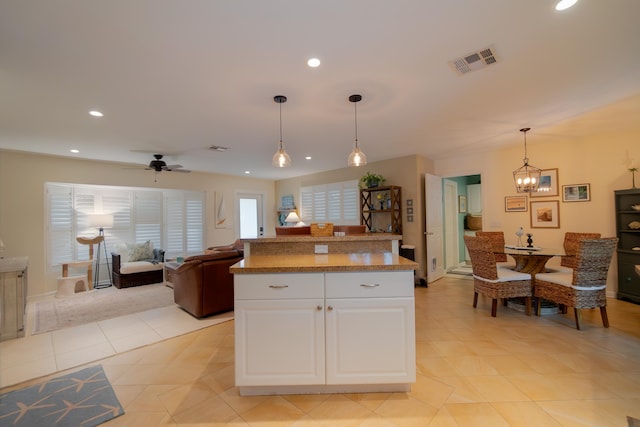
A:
[631,204,640,211]
[629,221,640,230]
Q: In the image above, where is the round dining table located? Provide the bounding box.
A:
[502,246,565,275]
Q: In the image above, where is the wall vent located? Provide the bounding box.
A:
[209,145,229,152]
[448,46,498,76]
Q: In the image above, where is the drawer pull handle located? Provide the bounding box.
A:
[327,305,334,311]
[269,285,289,289]
[360,283,380,288]
[317,305,322,311]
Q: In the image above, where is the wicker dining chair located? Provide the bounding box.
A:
[534,237,617,330]
[464,235,533,317]
[475,231,515,269]
[555,232,601,273]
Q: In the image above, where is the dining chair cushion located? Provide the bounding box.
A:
[496,261,516,270]
[536,272,607,291]
[474,268,530,283]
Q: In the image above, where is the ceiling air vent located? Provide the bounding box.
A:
[209,145,229,152]
[449,46,498,76]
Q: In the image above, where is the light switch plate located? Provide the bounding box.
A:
[315,244,329,254]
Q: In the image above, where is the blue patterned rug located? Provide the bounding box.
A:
[0,365,124,427]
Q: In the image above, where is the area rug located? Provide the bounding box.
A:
[33,283,174,334]
[0,365,123,427]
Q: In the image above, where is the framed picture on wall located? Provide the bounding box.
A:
[562,183,591,202]
[531,168,559,197]
[505,196,527,212]
[530,200,560,228]
[458,195,467,213]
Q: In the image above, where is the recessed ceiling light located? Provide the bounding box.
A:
[244,171,251,174]
[305,156,312,160]
[555,0,578,11]
[89,110,103,117]
[307,58,321,68]
[70,149,79,153]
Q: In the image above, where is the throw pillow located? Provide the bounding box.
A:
[127,240,154,262]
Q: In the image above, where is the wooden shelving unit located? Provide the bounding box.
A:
[360,185,402,234]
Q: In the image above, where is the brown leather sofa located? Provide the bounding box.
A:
[166,249,243,318]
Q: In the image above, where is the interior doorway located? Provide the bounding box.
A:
[443,174,481,272]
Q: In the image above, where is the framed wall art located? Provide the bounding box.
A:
[530,200,560,228]
[531,168,559,197]
[562,183,591,202]
[458,195,467,213]
[505,196,527,212]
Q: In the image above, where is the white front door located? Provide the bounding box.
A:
[425,174,445,283]
[236,193,264,238]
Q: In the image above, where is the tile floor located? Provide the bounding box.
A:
[0,290,233,388]
[2,275,640,426]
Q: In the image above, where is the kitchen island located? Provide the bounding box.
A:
[231,251,418,396]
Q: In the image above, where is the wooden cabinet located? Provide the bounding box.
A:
[0,257,28,341]
[360,185,402,234]
[615,189,640,303]
[234,270,415,394]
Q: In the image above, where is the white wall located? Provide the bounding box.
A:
[0,150,275,297]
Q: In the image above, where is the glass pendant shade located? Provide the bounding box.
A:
[513,128,541,193]
[272,95,291,168]
[348,143,367,167]
[272,142,291,168]
[348,94,367,167]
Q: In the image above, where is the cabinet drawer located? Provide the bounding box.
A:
[235,273,324,300]
[325,271,414,298]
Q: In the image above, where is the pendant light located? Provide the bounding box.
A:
[272,95,291,168]
[347,94,367,167]
[512,127,542,193]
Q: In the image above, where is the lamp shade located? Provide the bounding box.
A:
[88,213,114,229]
[285,211,300,225]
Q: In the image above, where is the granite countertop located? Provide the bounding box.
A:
[230,253,418,274]
[242,234,402,243]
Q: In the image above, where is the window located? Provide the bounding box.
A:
[46,183,205,268]
[300,180,359,225]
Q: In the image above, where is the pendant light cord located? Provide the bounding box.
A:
[354,100,358,145]
[279,101,283,146]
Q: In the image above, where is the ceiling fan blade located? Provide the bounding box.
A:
[169,168,191,173]
[164,164,183,169]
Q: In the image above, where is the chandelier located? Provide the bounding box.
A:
[512,127,541,193]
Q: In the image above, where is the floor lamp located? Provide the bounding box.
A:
[88,213,113,289]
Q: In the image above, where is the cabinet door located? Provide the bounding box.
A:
[325,297,415,385]
[235,299,325,386]
[467,184,482,214]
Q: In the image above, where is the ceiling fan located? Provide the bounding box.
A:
[145,154,191,174]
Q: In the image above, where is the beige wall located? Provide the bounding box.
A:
[0,150,275,297]
[435,128,640,296]
[275,155,434,280]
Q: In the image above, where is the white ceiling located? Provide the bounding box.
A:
[1,0,640,180]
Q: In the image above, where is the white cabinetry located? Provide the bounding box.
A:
[234,273,324,386]
[467,184,482,214]
[234,270,415,395]
[325,272,415,385]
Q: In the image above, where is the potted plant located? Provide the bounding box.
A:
[360,172,385,188]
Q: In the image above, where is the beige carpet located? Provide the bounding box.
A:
[33,283,174,334]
